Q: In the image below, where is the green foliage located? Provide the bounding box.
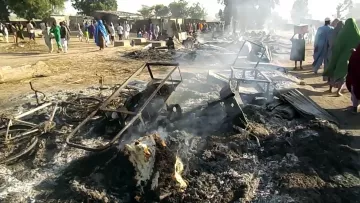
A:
[188,2,207,19]
[291,0,309,24]
[154,4,170,17]
[0,0,10,21]
[168,0,189,18]
[71,0,117,16]
[6,0,66,20]
[138,5,154,18]
[137,1,205,19]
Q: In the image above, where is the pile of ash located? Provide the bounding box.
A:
[123,49,175,61]
[0,73,359,203]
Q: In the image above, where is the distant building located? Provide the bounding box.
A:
[92,10,142,23]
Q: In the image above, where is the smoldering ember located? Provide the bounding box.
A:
[1,5,360,203]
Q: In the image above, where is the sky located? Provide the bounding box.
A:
[64,0,360,21]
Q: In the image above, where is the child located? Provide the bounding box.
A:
[290,33,306,70]
[137,28,142,38]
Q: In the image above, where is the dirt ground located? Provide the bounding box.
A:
[272,41,360,137]
[0,38,156,110]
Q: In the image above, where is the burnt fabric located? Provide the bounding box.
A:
[346,43,360,99]
[290,38,305,61]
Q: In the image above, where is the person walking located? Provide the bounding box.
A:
[324,20,344,92]
[117,23,124,40]
[10,23,17,43]
[154,24,160,40]
[84,22,90,43]
[290,33,306,70]
[323,18,360,97]
[77,23,83,42]
[15,22,24,44]
[124,21,130,39]
[89,21,95,39]
[109,22,116,45]
[60,21,70,53]
[42,23,53,53]
[94,19,109,51]
[346,45,360,113]
[2,24,8,43]
[313,17,333,74]
[27,21,35,41]
[50,22,62,53]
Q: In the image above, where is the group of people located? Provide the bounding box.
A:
[186,22,211,33]
[41,21,70,53]
[319,18,360,113]
[76,20,132,46]
[136,23,160,40]
[0,21,37,44]
[290,17,360,113]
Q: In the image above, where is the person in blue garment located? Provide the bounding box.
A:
[94,19,109,51]
[312,17,333,74]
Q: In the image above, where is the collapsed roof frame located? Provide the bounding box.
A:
[66,62,182,152]
[230,40,272,99]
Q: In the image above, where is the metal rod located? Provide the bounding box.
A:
[101,108,137,115]
[13,119,37,127]
[232,41,246,67]
[147,64,154,79]
[5,119,12,140]
[66,63,179,152]
[66,64,147,149]
[177,66,183,81]
[254,49,266,69]
[14,102,53,120]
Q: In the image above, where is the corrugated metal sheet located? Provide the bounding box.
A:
[279,89,338,125]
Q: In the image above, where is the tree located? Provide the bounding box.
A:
[188,2,207,19]
[138,5,154,18]
[0,0,10,21]
[218,0,279,31]
[6,0,66,20]
[71,0,117,16]
[336,0,353,19]
[169,0,189,18]
[154,4,170,18]
[291,0,309,24]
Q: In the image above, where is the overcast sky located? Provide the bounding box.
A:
[64,0,359,21]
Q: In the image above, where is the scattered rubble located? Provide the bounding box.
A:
[0,69,359,203]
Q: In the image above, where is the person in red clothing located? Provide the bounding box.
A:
[346,46,360,113]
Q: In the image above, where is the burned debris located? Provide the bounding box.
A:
[1,31,360,203]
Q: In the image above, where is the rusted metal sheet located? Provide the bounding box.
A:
[279,89,338,125]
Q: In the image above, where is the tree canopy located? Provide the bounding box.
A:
[188,2,207,19]
[336,0,353,19]
[137,0,206,19]
[138,5,154,18]
[168,0,189,18]
[291,0,309,24]
[218,0,280,30]
[71,0,117,16]
[1,0,67,20]
[0,0,10,21]
[154,4,170,18]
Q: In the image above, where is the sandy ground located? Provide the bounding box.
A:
[272,41,360,136]
[0,35,359,137]
[0,38,162,110]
